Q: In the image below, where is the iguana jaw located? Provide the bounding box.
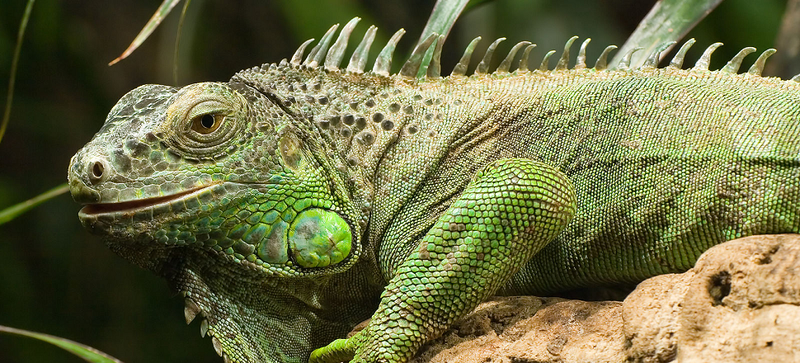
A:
[78,184,214,216]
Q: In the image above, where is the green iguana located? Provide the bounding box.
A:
[68,18,800,363]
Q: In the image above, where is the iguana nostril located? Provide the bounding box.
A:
[89,161,105,184]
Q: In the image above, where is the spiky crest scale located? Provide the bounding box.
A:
[426,35,446,79]
[291,39,315,66]
[643,41,676,68]
[399,33,439,78]
[325,17,361,71]
[346,25,377,73]
[539,50,556,71]
[305,24,339,68]
[669,38,696,68]
[722,47,756,73]
[477,38,506,75]
[497,41,532,73]
[693,42,723,70]
[748,49,777,76]
[574,38,591,69]
[281,17,797,94]
[555,36,578,71]
[594,45,617,71]
[374,29,405,76]
[618,47,642,69]
[452,36,481,76]
[518,44,536,72]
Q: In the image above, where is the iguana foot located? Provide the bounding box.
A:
[310,337,358,363]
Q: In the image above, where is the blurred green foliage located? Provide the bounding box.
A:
[0,325,123,363]
[0,0,788,362]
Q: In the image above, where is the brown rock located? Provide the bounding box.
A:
[624,234,800,363]
[412,297,624,363]
[407,234,800,362]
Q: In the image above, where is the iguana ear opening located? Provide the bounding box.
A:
[278,130,305,171]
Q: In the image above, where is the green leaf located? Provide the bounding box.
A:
[0,325,124,363]
[173,0,193,84]
[416,0,471,78]
[0,183,68,225]
[108,0,183,66]
[419,0,471,44]
[611,0,726,69]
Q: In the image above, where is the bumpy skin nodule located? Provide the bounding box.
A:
[70,35,800,363]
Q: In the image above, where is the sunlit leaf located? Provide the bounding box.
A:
[611,0,725,69]
[108,0,183,66]
[0,325,124,363]
[0,183,68,225]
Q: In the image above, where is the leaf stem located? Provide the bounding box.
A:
[1,0,36,144]
[0,183,69,225]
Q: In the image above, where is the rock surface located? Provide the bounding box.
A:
[406,234,800,363]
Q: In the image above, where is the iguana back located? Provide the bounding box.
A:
[277,42,800,295]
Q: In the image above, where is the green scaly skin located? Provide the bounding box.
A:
[69,23,800,363]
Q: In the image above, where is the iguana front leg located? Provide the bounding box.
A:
[311,159,576,363]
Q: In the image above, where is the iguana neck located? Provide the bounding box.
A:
[232,63,427,235]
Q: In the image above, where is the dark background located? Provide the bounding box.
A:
[0,0,788,362]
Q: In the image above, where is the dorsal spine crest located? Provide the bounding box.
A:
[278,17,796,86]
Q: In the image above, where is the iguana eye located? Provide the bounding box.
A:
[159,82,248,159]
[191,113,224,134]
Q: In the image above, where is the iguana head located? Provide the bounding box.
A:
[68,75,372,361]
[69,79,361,275]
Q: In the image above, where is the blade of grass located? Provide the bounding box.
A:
[1,0,35,144]
[416,0,470,78]
[611,0,725,69]
[0,325,124,363]
[109,0,183,66]
[418,0,471,44]
[0,183,68,225]
[172,0,193,85]
[1,2,69,225]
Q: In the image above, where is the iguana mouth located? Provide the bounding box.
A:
[80,185,213,215]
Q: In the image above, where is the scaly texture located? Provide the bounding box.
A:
[68,19,800,363]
